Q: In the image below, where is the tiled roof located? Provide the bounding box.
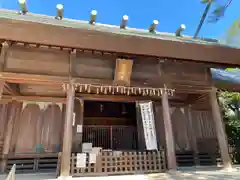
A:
[0,9,236,48]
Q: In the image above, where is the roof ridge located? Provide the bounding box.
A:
[0,8,235,48]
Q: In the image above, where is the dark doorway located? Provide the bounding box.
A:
[82,101,138,150]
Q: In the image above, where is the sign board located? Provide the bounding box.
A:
[76,153,86,168]
[76,125,83,133]
[139,101,158,150]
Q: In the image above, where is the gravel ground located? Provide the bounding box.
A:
[0,167,240,180]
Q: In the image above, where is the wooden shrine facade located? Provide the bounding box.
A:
[0,13,239,177]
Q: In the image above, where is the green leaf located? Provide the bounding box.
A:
[201,0,211,4]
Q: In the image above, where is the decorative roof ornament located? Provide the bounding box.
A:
[120,15,128,29]
[18,0,27,15]
[55,4,64,20]
[175,24,186,36]
[149,20,158,33]
[89,10,97,25]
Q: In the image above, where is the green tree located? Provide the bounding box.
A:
[218,89,240,164]
[194,0,235,38]
[225,17,240,46]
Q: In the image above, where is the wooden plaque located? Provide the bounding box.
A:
[114,58,133,86]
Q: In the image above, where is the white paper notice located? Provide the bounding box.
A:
[89,153,97,164]
[76,153,86,168]
[139,101,158,150]
[77,125,83,133]
[82,143,92,153]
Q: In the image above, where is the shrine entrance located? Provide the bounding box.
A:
[82,101,138,150]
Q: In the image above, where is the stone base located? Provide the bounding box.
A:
[58,176,73,180]
[220,167,238,172]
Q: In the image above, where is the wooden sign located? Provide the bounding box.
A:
[114,58,133,86]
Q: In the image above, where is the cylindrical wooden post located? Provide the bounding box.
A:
[60,83,75,177]
[78,99,84,152]
[210,88,232,169]
[161,90,177,170]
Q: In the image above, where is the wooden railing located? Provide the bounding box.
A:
[70,151,166,177]
[5,164,16,180]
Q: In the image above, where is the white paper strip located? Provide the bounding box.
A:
[89,153,97,164]
[76,153,86,168]
[139,101,158,150]
[72,112,76,126]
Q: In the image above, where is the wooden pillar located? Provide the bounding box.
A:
[210,88,232,169]
[78,99,84,150]
[162,90,177,170]
[60,83,75,177]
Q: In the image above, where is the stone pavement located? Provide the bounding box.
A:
[0,166,240,180]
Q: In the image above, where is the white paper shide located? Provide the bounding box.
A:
[139,101,158,150]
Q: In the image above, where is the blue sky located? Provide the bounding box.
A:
[1,0,239,38]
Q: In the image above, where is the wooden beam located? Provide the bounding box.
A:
[1,72,69,85]
[77,93,162,102]
[3,83,20,96]
[1,72,115,86]
[2,95,66,103]
[1,72,148,87]
[1,72,213,94]
[0,80,4,99]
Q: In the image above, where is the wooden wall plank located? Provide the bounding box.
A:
[0,103,9,153]
[153,103,217,153]
[73,52,115,79]
[154,103,166,149]
[41,104,63,152]
[5,46,69,76]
